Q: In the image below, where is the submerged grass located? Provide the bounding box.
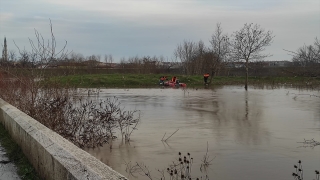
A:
[0,123,40,180]
[49,73,320,88]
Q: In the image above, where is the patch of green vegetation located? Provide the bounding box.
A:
[47,74,320,88]
[0,123,41,180]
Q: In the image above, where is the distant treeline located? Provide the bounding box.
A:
[2,66,315,78]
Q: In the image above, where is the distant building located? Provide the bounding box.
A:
[226,61,293,68]
[105,63,118,68]
[160,62,182,69]
[227,62,245,68]
[42,60,108,69]
[268,61,292,67]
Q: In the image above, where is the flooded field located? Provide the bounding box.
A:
[84,86,320,180]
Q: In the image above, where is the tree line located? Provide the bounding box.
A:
[1,22,319,89]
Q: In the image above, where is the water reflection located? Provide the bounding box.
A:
[84,87,320,180]
[180,88,270,147]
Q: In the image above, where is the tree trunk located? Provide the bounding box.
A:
[245,59,248,91]
[208,69,215,84]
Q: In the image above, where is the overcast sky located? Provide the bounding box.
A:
[0,0,319,62]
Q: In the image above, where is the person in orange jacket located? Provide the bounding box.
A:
[171,76,177,83]
[159,76,165,85]
[203,73,210,84]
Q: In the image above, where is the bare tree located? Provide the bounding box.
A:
[209,23,230,83]
[109,54,113,64]
[17,50,32,68]
[104,54,114,68]
[19,19,69,68]
[230,23,274,90]
[192,40,207,75]
[283,37,320,77]
[70,52,85,62]
[8,50,16,61]
[294,45,317,66]
[69,52,85,63]
[285,37,320,67]
[174,40,198,75]
[104,54,108,64]
[85,54,101,69]
[96,55,101,63]
[119,57,127,69]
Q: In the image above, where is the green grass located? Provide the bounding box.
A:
[47,74,320,88]
[0,123,41,180]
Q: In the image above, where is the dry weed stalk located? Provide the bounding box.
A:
[200,142,215,172]
[297,139,320,148]
[161,129,179,142]
[292,160,319,180]
[125,152,211,180]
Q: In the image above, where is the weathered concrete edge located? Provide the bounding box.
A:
[0,98,128,180]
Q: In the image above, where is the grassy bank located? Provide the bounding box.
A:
[49,74,320,88]
[0,123,40,180]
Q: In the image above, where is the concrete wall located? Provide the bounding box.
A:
[0,98,128,180]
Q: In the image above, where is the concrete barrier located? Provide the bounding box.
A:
[0,98,128,180]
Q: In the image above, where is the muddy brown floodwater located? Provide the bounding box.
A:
[84,86,320,180]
